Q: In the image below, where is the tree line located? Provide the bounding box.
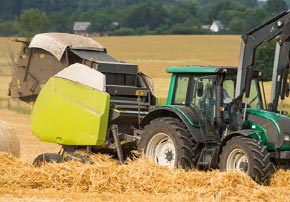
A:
[0,0,289,37]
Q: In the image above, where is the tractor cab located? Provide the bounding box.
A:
[165,66,264,139]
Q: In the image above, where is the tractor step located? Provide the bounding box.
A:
[197,148,216,170]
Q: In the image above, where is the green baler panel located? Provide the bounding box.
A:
[31,77,110,146]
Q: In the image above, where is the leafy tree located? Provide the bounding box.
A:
[0,0,22,20]
[206,0,244,24]
[135,26,150,35]
[0,20,19,36]
[243,8,267,31]
[236,0,258,7]
[48,11,74,33]
[155,25,169,34]
[22,0,78,13]
[123,2,168,30]
[228,17,247,34]
[218,9,244,27]
[0,0,289,36]
[284,0,290,7]
[18,9,49,37]
[87,12,114,33]
[265,0,288,14]
[254,40,276,79]
[168,2,197,25]
[170,23,194,34]
[114,27,135,35]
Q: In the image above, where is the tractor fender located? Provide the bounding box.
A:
[215,129,261,165]
[141,106,205,143]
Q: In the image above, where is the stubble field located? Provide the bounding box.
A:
[0,35,290,201]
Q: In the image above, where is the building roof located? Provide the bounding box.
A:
[201,25,210,29]
[73,22,91,31]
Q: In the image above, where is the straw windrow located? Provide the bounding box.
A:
[1,152,290,201]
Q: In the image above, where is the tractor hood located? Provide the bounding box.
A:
[246,108,290,149]
[246,108,289,120]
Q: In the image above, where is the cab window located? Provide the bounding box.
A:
[243,78,262,109]
[173,75,189,104]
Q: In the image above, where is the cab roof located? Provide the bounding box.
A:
[166,65,237,74]
[167,65,264,78]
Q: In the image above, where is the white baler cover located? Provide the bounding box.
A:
[55,63,106,92]
[29,33,105,61]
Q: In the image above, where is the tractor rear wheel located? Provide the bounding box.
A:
[33,153,63,167]
[138,117,197,169]
[219,136,274,183]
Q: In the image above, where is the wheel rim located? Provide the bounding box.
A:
[145,133,176,168]
[226,149,249,172]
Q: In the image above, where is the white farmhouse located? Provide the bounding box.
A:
[209,20,224,33]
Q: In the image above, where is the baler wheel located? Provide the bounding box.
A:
[33,153,63,167]
[138,117,197,169]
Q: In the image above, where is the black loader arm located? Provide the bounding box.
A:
[236,10,290,100]
[270,42,290,112]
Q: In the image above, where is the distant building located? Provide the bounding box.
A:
[201,24,210,30]
[73,22,91,36]
[209,20,224,33]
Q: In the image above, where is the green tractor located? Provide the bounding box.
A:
[139,10,290,182]
[139,11,290,182]
[139,65,288,182]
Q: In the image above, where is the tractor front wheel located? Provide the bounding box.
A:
[219,136,274,183]
[138,117,197,169]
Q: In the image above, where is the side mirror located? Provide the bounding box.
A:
[197,81,204,97]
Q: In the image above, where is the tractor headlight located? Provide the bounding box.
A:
[284,134,290,142]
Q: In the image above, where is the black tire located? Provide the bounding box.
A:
[138,117,199,169]
[219,136,274,183]
[33,153,64,167]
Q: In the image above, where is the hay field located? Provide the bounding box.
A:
[0,35,290,201]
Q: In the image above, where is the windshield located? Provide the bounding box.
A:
[222,77,263,109]
[242,78,263,109]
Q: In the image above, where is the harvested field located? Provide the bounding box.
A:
[2,151,290,202]
[0,109,290,201]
